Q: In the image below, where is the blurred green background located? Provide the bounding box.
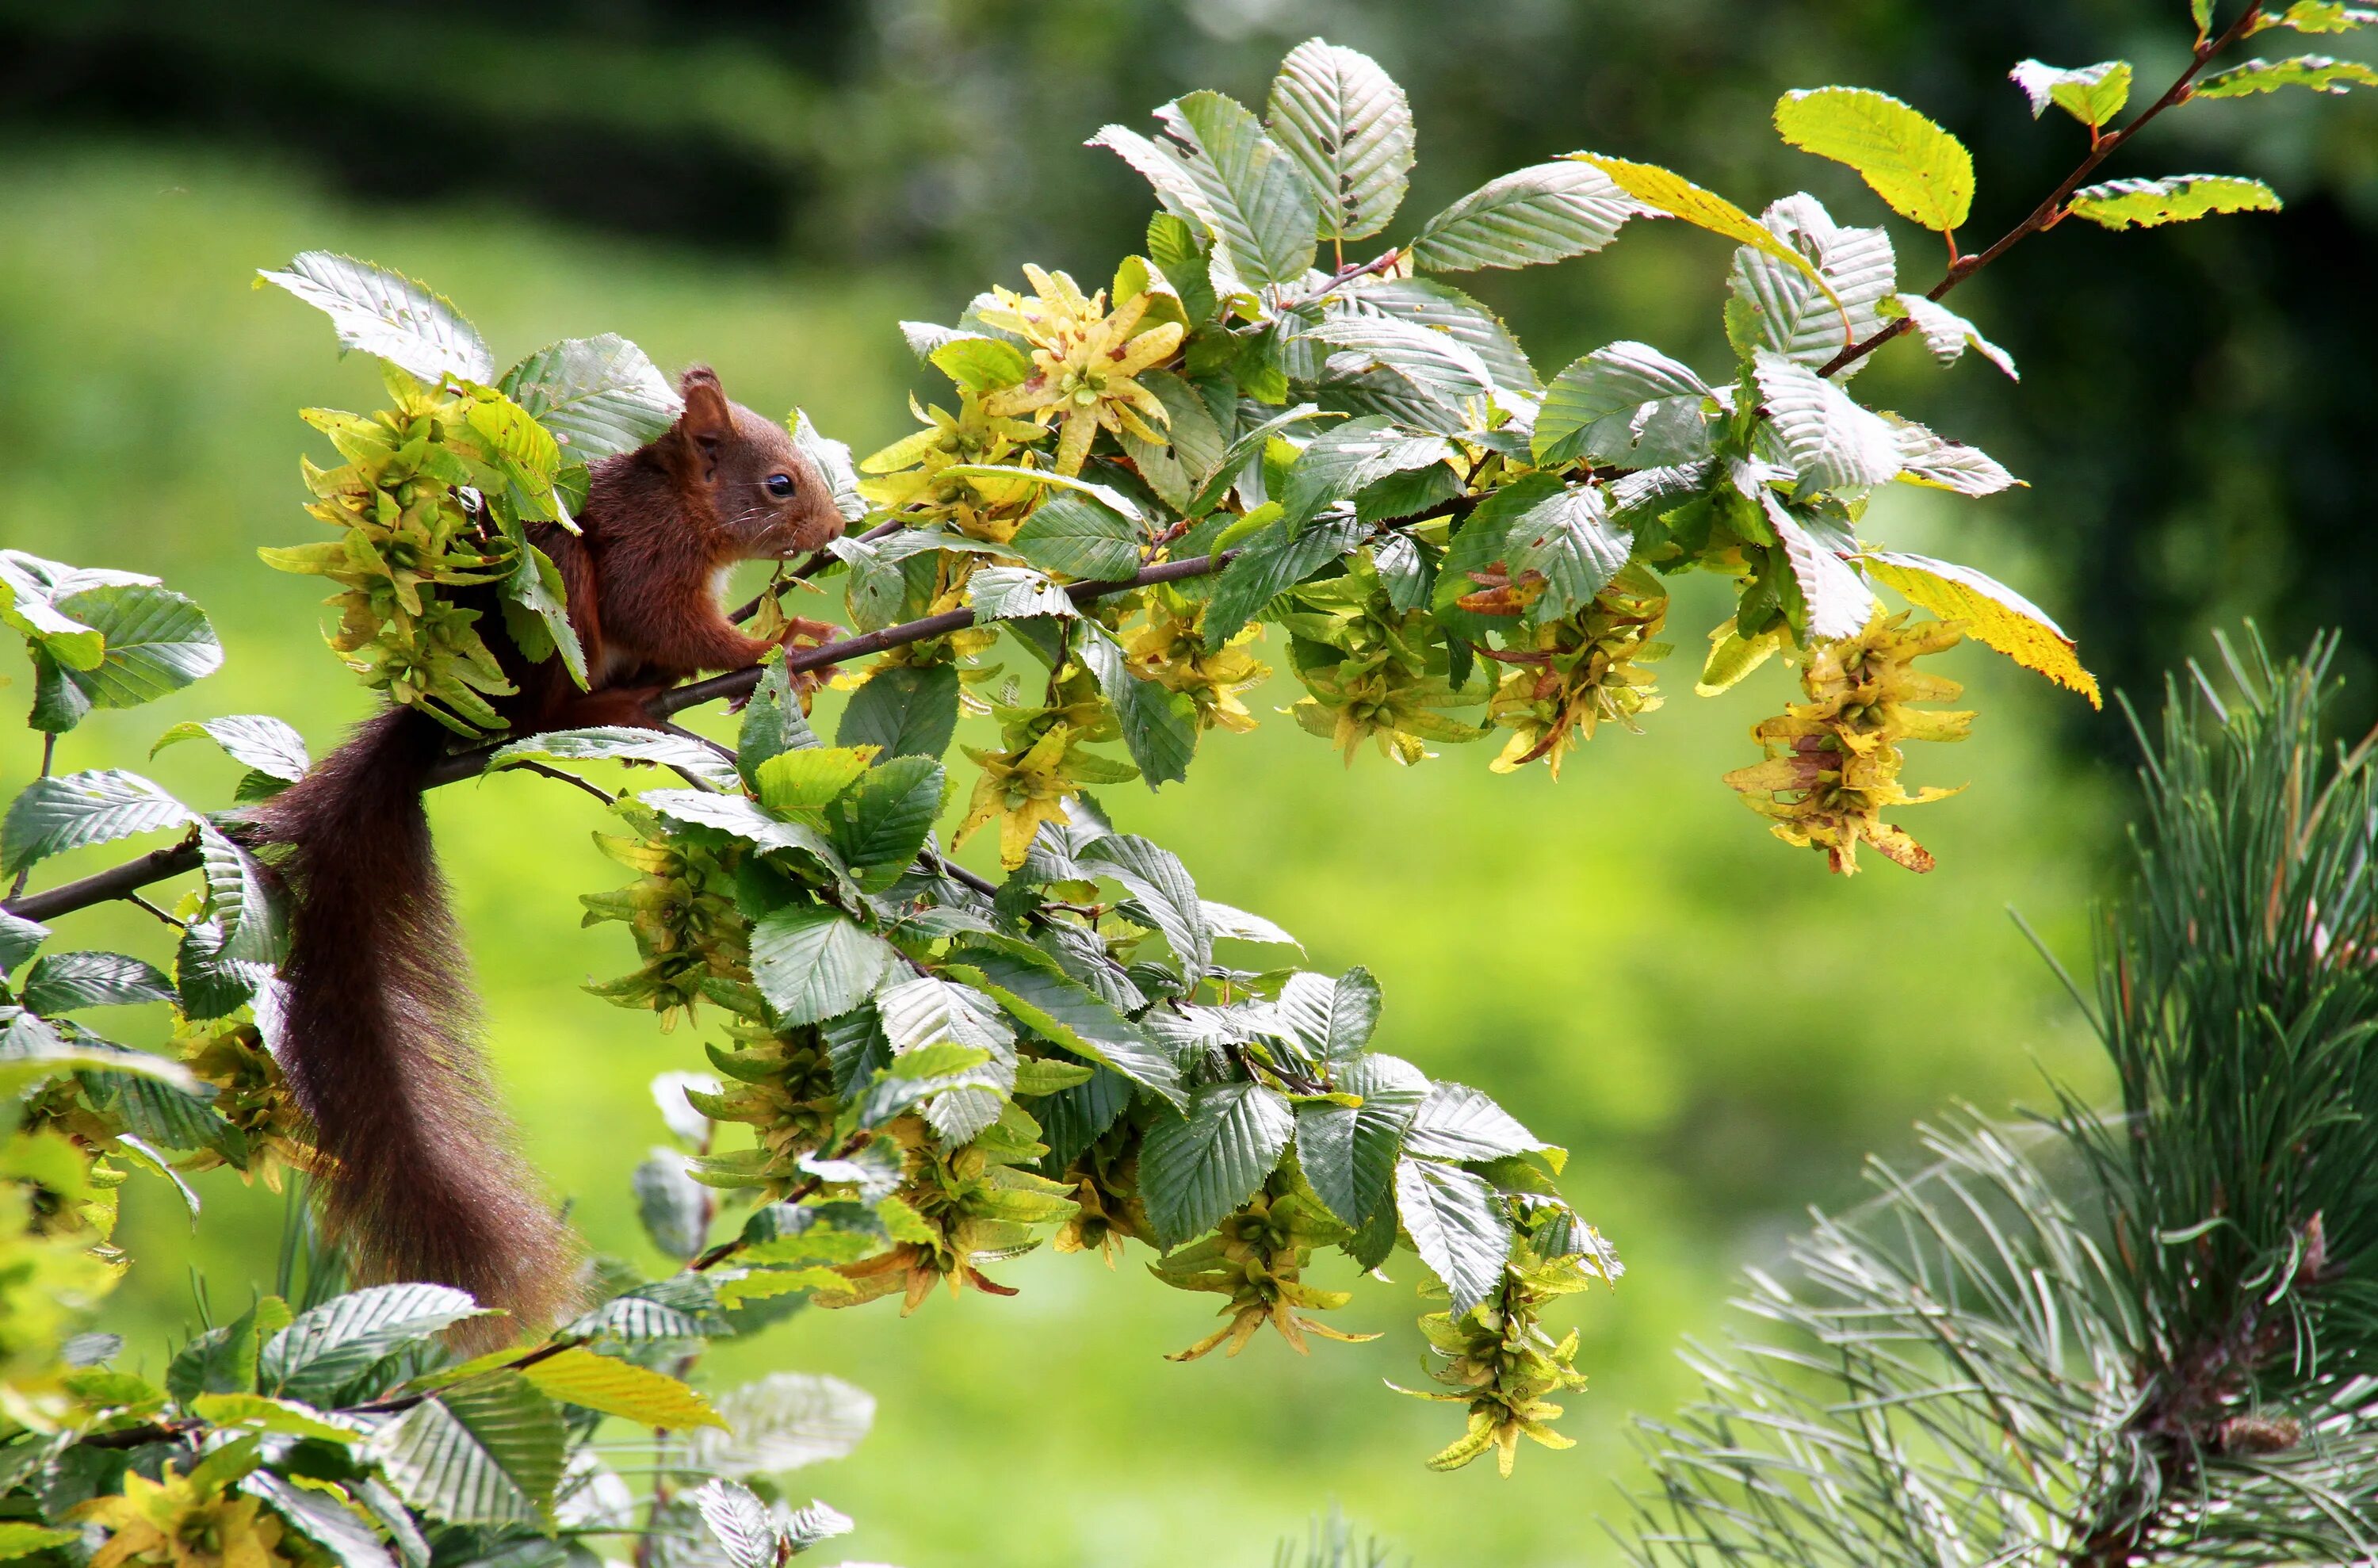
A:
[2,2,2371,1564]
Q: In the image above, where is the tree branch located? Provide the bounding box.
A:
[2,548,1241,925]
[1815,1,2266,380]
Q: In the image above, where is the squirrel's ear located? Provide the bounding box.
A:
[678,366,734,442]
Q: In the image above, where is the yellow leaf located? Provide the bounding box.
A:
[517,1347,730,1431]
[1864,552,2100,707]
[1566,154,1844,317]
[1774,87,1975,231]
[713,1266,847,1306]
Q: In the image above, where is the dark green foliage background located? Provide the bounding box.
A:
[6,2,2365,1562]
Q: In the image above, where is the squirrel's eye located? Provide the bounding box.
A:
[764,472,797,500]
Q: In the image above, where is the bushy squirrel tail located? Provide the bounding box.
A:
[261,708,580,1336]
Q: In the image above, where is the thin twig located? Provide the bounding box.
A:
[510,761,616,807]
[728,520,904,624]
[7,733,55,900]
[1815,2,2266,380]
[121,892,183,929]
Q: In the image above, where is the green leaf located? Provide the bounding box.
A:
[1279,418,1458,531]
[633,1148,710,1260]
[1757,488,1878,641]
[499,335,678,461]
[19,950,174,1012]
[0,553,105,673]
[1140,1080,1296,1247]
[793,409,868,526]
[837,664,960,760]
[197,824,281,966]
[1149,90,1319,291]
[1881,294,2018,379]
[2193,53,2378,96]
[1504,484,1631,620]
[31,583,224,732]
[1753,350,1902,490]
[258,252,495,384]
[685,1372,875,1478]
[1772,86,1975,231]
[152,715,311,782]
[1079,834,1209,974]
[1405,1082,1560,1168]
[518,1346,728,1430]
[736,657,819,786]
[688,1479,780,1568]
[1266,39,1414,242]
[239,1471,392,1568]
[489,726,738,791]
[0,1526,78,1560]
[1305,315,1497,408]
[371,1373,567,1527]
[1395,1157,1512,1315]
[755,747,877,813]
[929,335,1032,392]
[261,1284,487,1404]
[1010,493,1146,581]
[2,770,193,878]
[1275,968,1382,1061]
[1408,161,1642,273]
[749,905,898,1027]
[0,910,48,974]
[1296,1050,1424,1228]
[640,790,845,873]
[2253,1,2378,32]
[1533,342,1711,468]
[1077,625,1196,788]
[1202,512,1368,643]
[1888,415,2022,496]
[1116,368,1230,512]
[566,1277,729,1344]
[2065,174,2284,229]
[1726,193,1897,376]
[943,941,1184,1104]
[192,1392,370,1443]
[1183,403,1332,518]
[824,755,944,893]
[1333,277,1538,395]
[2008,59,2134,128]
[969,565,1076,622]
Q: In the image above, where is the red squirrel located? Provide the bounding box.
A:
[259,367,847,1332]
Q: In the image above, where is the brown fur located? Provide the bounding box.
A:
[259,368,847,1337]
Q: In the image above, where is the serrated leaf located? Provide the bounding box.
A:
[0,1526,78,1559]
[1882,294,2017,379]
[2,770,193,878]
[152,715,311,782]
[28,583,223,733]
[1009,493,1146,581]
[1396,1157,1512,1315]
[1569,153,1840,304]
[1533,342,1711,468]
[500,335,679,461]
[1079,834,1209,974]
[943,941,1183,1104]
[1306,314,1497,408]
[1504,484,1630,620]
[1409,161,1641,273]
[1279,419,1457,531]
[1148,90,1319,291]
[196,824,281,966]
[1757,490,1877,641]
[1267,39,1413,241]
[753,747,876,814]
[2008,59,2134,128]
[1773,86,1975,231]
[1864,550,2101,706]
[1334,277,1537,394]
[1202,511,1367,643]
[749,905,897,1027]
[19,950,174,1013]
[1275,968,1382,1061]
[2065,174,2284,229]
[1077,624,1196,788]
[1727,193,1896,375]
[1298,1050,1425,1228]
[491,727,740,791]
[192,1392,371,1443]
[259,252,495,384]
[1141,1080,1295,1247]
[240,1471,393,1568]
[372,1373,567,1528]
[1889,416,2021,496]
[261,1284,486,1404]
[518,1346,728,1430]
[969,565,1076,622]
[837,664,961,761]
[566,1277,728,1344]
[2253,1,2378,32]
[929,335,1032,392]
[633,1149,711,1260]
[686,1373,875,1478]
[688,1479,778,1568]
[2193,53,2378,96]
[1200,901,1301,950]
[1404,1082,1559,1168]
[824,755,943,893]
[1753,350,1901,490]
[640,791,845,873]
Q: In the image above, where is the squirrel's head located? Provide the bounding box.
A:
[657,366,847,561]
